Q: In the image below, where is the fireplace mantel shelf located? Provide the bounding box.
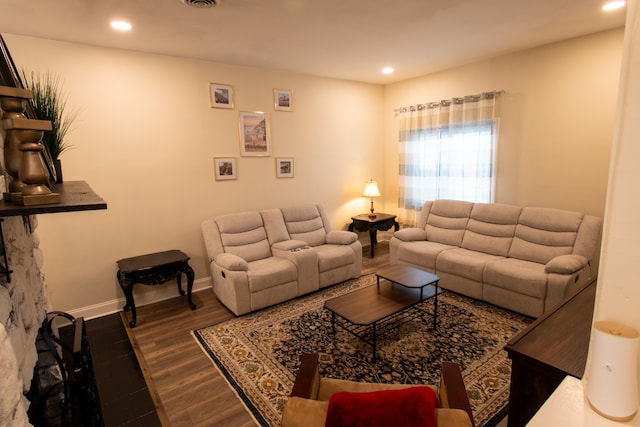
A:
[0,180,107,217]
[0,180,107,282]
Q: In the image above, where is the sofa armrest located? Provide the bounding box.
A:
[273,239,310,252]
[394,228,427,242]
[545,254,588,274]
[214,253,249,271]
[326,230,358,245]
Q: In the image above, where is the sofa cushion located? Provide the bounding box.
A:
[397,241,456,270]
[545,254,588,274]
[424,200,473,246]
[314,245,355,272]
[508,207,583,264]
[216,211,272,262]
[247,257,297,293]
[483,258,548,299]
[437,248,504,281]
[281,205,328,247]
[461,203,521,256]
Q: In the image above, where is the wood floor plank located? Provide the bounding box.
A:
[125,243,387,426]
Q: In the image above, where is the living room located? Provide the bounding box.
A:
[1,0,640,425]
[0,11,623,320]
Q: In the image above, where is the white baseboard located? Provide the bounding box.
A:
[66,277,213,320]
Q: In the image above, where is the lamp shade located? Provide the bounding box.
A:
[363,180,381,198]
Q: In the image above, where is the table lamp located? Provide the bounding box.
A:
[363,179,381,218]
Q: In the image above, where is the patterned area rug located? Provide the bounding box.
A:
[192,274,532,427]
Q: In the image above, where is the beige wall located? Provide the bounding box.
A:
[382,28,624,219]
[2,27,625,317]
[592,2,640,346]
[4,34,384,315]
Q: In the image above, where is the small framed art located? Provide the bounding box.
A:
[209,83,234,109]
[239,111,271,156]
[274,88,293,112]
[214,157,237,180]
[276,157,294,178]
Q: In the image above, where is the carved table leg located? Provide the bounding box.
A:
[176,271,186,296]
[184,264,196,310]
[117,272,138,327]
[368,226,377,258]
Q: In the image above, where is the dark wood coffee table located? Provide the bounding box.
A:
[324,264,440,361]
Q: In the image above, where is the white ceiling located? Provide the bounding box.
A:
[0,0,627,84]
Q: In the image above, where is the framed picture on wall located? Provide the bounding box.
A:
[239,111,271,156]
[209,83,234,109]
[274,88,293,112]
[214,157,237,180]
[276,157,294,178]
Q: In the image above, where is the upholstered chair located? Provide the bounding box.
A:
[281,353,475,427]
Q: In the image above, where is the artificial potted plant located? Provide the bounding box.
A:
[21,70,78,183]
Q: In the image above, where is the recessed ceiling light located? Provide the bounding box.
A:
[382,67,394,75]
[111,20,132,31]
[602,1,626,11]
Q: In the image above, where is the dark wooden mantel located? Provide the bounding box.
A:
[0,181,107,217]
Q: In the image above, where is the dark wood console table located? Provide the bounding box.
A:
[505,279,596,427]
[349,213,399,257]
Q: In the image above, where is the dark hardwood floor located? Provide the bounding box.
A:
[86,314,162,426]
[104,242,389,426]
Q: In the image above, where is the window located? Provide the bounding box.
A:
[397,93,500,225]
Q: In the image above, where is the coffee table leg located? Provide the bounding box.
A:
[433,285,439,329]
[331,312,336,334]
[372,323,377,362]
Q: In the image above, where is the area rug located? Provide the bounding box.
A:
[192,274,532,427]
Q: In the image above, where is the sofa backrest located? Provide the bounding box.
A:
[461,203,522,257]
[420,200,473,247]
[261,208,290,244]
[203,211,272,262]
[508,207,585,264]
[279,204,331,247]
[415,200,602,263]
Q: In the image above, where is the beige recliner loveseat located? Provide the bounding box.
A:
[390,200,602,317]
[201,204,362,315]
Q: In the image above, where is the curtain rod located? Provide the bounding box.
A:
[393,90,505,114]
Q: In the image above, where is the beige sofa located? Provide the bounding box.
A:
[201,204,362,315]
[390,200,602,317]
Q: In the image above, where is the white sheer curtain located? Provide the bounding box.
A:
[397,92,500,226]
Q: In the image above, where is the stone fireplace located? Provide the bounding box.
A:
[0,215,49,425]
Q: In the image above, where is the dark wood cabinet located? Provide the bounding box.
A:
[505,280,596,427]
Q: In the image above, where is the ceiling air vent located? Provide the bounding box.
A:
[181,0,220,8]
